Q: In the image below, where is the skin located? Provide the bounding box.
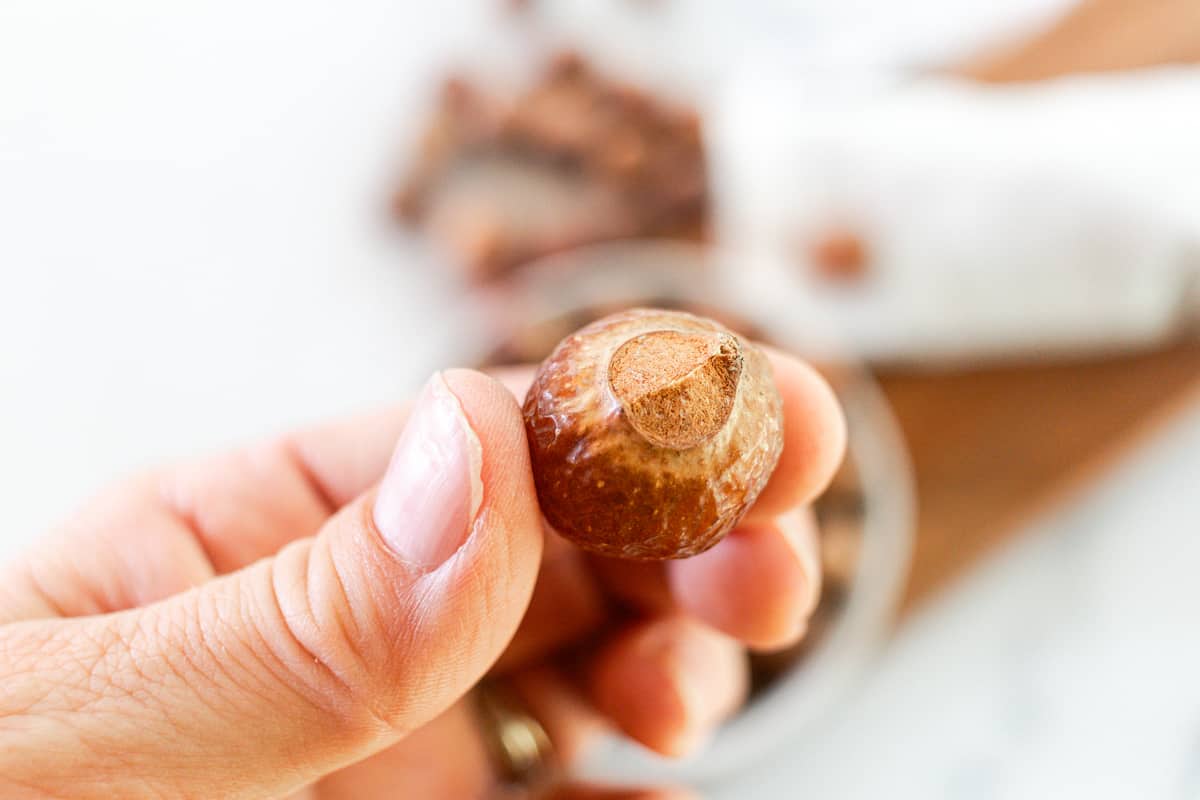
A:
[0,349,844,799]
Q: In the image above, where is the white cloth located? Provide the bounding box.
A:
[712,67,1200,362]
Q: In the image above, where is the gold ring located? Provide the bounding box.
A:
[474,680,558,791]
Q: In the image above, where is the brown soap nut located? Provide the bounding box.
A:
[523,308,784,560]
[394,51,709,281]
[807,227,870,284]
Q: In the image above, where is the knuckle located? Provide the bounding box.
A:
[257,542,398,736]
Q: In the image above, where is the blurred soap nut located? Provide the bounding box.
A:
[806,226,870,284]
[523,308,784,560]
[395,51,709,282]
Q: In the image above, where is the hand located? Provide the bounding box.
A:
[0,351,844,799]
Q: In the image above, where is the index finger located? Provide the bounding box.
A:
[744,346,845,520]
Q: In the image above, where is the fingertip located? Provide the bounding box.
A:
[440,368,528,458]
[750,350,846,518]
[344,368,544,727]
[439,368,544,549]
[669,510,820,652]
[589,617,747,758]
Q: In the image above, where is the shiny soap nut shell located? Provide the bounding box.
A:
[523,308,784,560]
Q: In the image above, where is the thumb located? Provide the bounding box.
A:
[0,370,543,799]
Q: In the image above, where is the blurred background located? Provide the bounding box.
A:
[2,1,1200,797]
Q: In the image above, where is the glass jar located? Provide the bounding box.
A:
[460,239,914,785]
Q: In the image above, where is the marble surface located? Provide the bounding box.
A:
[713,398,1200,799]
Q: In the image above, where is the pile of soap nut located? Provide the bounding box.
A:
[395,52,709,282]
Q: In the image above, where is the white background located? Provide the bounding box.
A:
[0,1,481,542]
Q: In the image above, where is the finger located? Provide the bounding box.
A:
[497,510,821,666]
[587,554,674,615]
[0,484,216,623]
[589,616,747,757]
[746,349,845,520]
[510,666,609,766]
[494,533,608,673]
[0,408,404,623]
[317,670,617,800]
[316,701,494,800]
[1,373,505,624]
[500,510,820,658]
[0,370,544,799]
[168,366,534,558]
[285,402,416,509]
[668,508,821,651]
[492,548,675,658]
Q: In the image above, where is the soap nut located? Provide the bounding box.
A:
[522,308,784,560]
